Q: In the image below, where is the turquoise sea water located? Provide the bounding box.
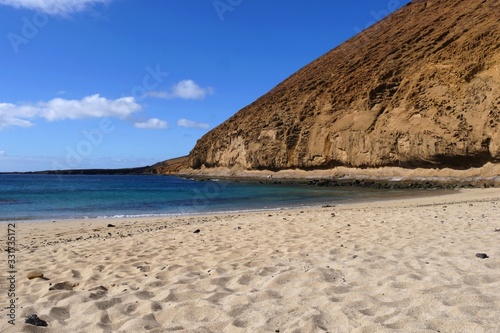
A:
[0,174,427,222]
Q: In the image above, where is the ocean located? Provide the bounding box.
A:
[0,174,430,222]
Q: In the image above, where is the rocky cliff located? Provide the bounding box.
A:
[188,0,500,171]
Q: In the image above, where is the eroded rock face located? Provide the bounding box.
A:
[189,0,500,170]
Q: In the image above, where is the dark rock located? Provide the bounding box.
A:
[25,314,48,327]
[476,253,489,259]
[193,229,201,234]
[107,224,116,227]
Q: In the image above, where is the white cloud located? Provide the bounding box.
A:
[0,0,110,15]
[42,95,141,121]
[0,94,142,130]
[177,118,210,130]
[134,118,168,130]
[147,80,214,100]
[0,107,34,129]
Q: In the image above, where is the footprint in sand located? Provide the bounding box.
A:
[237,274,252,285]
[71,269,81,278]
[49,281,79,291]
[89,286,108,300]
[96,298,121,311]
[49,306,70,322]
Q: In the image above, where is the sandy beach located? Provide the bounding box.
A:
[1,188,499,332]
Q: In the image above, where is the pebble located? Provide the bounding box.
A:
[476,253,489,259]
[193,229,201,234]
[27,271,44,280]
[25,314,48,327]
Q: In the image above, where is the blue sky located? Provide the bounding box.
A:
[0,0,406,172]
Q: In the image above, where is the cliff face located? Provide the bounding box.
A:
[189,0,500,171]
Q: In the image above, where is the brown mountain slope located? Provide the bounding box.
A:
[188,0,500,171]
[147,156,189,174]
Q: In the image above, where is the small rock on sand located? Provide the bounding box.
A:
[194,229,201,233]
[25,314,48,327]
[476,253,489,259]
[27,271,44,280]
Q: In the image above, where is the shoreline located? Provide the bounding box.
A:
[2,162,500,189]
[7,187,498,226]
[0,186,455,224]
[1,188,499,332]
[177,163,500,188]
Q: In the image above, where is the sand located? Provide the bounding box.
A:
[1,188,499,332]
